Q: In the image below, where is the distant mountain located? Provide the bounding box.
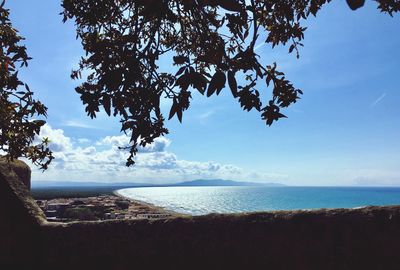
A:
[32,179,285,188]
[170,179,285,187]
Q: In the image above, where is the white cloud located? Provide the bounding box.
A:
[35,124,72,152]
[370,93,386,108]
[77,138,91,144]
[62,120,99,129]
[31,125,283,184]
[197,110,216,121]
[97,134,171,153]
[97,134,131,148]
[254,42,266,51]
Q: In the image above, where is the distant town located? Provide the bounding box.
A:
[36,195,175,222]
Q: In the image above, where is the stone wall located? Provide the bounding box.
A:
[0,159,45,268]
[1,160,400,269]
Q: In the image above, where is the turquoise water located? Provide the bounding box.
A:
[117,186,400,215]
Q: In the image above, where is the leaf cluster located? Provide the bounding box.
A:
[0,1,53,170]
[62,0,335,166]
[62,0,400,166]
[0,0,398,170]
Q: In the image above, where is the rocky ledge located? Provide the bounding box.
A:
[1,159,400,269]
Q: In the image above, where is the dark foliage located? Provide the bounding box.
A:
[1,0,399,170]
[61,0,324,166]
[0,0,53,170]
[62,0,399,166]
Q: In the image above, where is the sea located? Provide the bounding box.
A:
[116,186,400,215]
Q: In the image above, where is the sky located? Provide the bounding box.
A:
[6,1,400,186]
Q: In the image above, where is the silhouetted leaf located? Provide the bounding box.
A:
[168,99,178,120]
[177,108,183,123]
[228,71,238,98]
[33,120,46,127]
[103,94,111,116]
[192,72,208,94]
[207,70,226,97]
[121,121,134,132]
[58,0,399,167]
[217,0,243,12]
[346,0,365,10]
[289,44,295,54]
[176,66,186,76]
[173,55,189,65]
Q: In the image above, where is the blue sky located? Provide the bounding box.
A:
[7,1,400,186]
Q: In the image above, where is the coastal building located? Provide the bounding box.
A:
[47,202,70,211]
[35,195,173,222]
[136,213,170,219]
[45,210,57,218]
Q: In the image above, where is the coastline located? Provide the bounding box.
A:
[113,189,186,217]
[33,185,400,218]
[34,190,186,222]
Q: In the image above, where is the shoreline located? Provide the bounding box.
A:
[113,189,186,217]
[33,186,400,218]
[112,189,392,217]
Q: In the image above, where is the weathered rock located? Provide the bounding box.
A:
[0,159,45,268]
[0,157,31,190]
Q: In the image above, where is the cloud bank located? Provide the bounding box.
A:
[31,125,284,184]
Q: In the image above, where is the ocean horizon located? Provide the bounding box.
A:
[116,186,400,215]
